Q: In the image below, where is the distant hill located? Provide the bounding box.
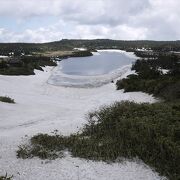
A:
[0,39,180,56]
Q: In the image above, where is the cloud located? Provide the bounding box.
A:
[0,0,179,42]
[0,27,63,43]
[72,24,148,40]
[0,0,150,25]
[0,23,148,43]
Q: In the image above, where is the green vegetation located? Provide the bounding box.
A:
[13,41,180,180]
[71,50,93,57]
[17,101,180,180]
[0,56,57,75]
[17,142,64,160]
[0,173,13,180]
[116,55,180,101]
[0,48,93,75]
[51,50,93,59]
[1,39,180,75]
[0,96,15,103]
[1,39,180,56]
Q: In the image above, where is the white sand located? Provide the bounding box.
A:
[0,64,165,180]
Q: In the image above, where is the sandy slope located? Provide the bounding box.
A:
[0,65,165,180]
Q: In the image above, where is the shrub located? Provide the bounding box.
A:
[116,54,180,101]
[0,56,57,76]
[0,96,15,104]
[0,173,13,180]
[71,50,93,57]
[17,101,180,180]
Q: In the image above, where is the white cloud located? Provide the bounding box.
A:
[0,0,179,42]
[0,23,148,43]
[0,27,63,43]
[73,25,148,40]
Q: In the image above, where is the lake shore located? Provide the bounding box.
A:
[47,50,137,88]
[0,56,163,180]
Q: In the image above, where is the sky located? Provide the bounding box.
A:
[0,0,180,43]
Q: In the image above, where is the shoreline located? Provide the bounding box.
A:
[47,49,137,88]
[0,52,162,180]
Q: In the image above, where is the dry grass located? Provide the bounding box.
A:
[35,51,74,57]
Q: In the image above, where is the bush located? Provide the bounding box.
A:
[0,96,15,103]
[17,133,66,160]
[116,54,180,101]
[116,74,180,101]
[71,50,93,57]
[17,101,180,180]
[0,61,8,68]
[0,173,13,180]
[0,56,57,76]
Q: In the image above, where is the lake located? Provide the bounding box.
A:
[48,50,136,88]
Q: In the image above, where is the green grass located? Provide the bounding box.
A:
[17,101,180,180]
[0,96,15,103]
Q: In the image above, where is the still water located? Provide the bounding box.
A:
[48,50,136,87]
[61,50,134,76]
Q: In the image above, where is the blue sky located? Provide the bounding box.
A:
[0,0,180,42]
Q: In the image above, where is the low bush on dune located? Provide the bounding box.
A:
[0,173,13,180]
[17,101,180,180]
[0,56,57,76]
[116,55,180,101]
[0,96,15,103]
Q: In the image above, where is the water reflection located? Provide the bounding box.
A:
[48,50,136,88]
[61,51,134,76]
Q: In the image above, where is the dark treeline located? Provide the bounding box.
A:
[1,39,180,55]
[71,50,93,57]
[133,55,179,70]
[0,56,56,75]
[116,54,180,101]
[0,43,43,56]
[57,50,93,59]
[54,39,180,51]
